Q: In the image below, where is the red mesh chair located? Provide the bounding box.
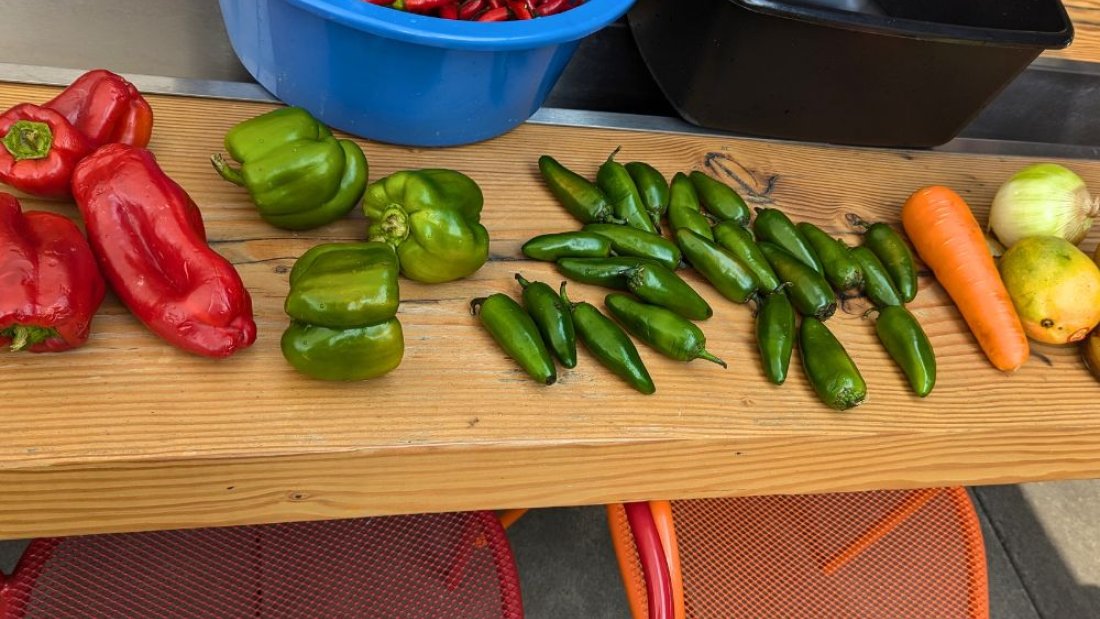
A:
[0,511,523,618]
[610,488,989,619]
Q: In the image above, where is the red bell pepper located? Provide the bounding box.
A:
[0,104,94,198]
[0,192,105,352]
[45,69,154,149]
[72,144,256,358]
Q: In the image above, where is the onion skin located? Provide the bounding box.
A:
[989,163,1099,248]
[1083,329,1100,382]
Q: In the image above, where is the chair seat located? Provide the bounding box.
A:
[0,511,523,619]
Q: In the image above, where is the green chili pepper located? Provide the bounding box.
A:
[755,289,795,385]
[522,232,612,262]
[605,293,725,367]
[584,223,682,270]
[668,172,714,241]
[281,242,403,381]
[850,246,902,308]
[689,171,750,226]
[516,274,577,369]
[795,222,863,293]
[861,220,918,303]
[875,305,936,397]
[800,317,866,410]
[625,161,670,229]
[626,262,713,321]
[556,256,660,288]
[759,242,836,320]
[538,155,620,224]
[212,107,368,231]
[675,228,757,303]
[713,221,781,293]
[364,168,489,284]
[753,208,824,274]
[471,293,557,385]
[597,150,658,234]
[564,285,655,394]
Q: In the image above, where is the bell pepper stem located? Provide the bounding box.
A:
[210,153,246,187]
[374,204,410,245]
[515,273,532,289]
[2,120,54,161]
[2,325,57,352]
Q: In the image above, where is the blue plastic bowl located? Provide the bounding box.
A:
[219,0,635,146]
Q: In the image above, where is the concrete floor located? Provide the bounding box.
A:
[2,482,1099,617]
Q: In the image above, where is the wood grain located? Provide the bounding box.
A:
[1049,1,1100,62]
[2,82,1100,540]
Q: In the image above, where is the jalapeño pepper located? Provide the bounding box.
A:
[626,262,713,320]
[796,222,863,293]
[564,285,655,394]
[281,242,404,381]
[523,232,611,261]
[472,293,557,385]
[668,172,714,241]
[713,221,781,293]
[759,242,837,320]
[597,150,658,234]
[213,107,368,231]
[557,256,659,288]
[584,223,681,270]
[850,246,902,308]
[859,218,919,303]
[753,207,823,274]
[675,228,757,303]
[625,161,669,228]
[538,155,619,224]
[689,171,750,225]
[875,305,936,397]
[516,274,577,368]
[755,289,795,385]
[800,317,866,410]
[605,293,725,367]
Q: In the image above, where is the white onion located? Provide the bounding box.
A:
[989,163,1099,248]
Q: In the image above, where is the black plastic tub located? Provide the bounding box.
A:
[628,0,1074,147]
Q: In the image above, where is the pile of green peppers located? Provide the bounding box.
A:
[520,151,936,408]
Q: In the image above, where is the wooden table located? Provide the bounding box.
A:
[3,81,1100,541]
[1051,1,1100,63]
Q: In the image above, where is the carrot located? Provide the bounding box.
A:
[901,185,1029,372]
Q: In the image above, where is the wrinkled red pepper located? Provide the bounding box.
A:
[0,104,94,198]
[45,69,154,149]
[72,144,256,358]
[0,192,105,352]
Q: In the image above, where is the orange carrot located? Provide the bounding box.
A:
[901,186,1029,372]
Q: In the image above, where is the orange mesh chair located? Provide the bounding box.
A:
[0,511,523,618]
[609,488,988,619]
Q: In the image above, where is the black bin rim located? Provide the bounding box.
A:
[733,0,1074,48]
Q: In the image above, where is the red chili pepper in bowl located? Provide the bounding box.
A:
[0,192,105,352]
[72,144,256,358]
[508,0,532,19]
[404,0,454,11]
[535,0,570,16]
[438,3,460,18]
[0,104,94,198]
[44,69,154,149]
[478,6,510,20]
[458,0,485,19]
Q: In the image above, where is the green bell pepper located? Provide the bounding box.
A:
[212,107,368,231]
[281,242,404,381]
[363,168,490,284]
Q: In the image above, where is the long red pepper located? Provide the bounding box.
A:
[477,6,510,20]
[0,192,105,352]
[536,0,570,16]
[438,3,459,18]
[458,0,485,19]
[0,104,94,198]
[44,70,154,149]
[508,0,532,19]
[72,144,256,358]
[404,0,453,11]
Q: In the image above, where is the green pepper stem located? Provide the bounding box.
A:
[470,297,487,316]
[2,120,54,161]
[3,325,56,352]
[697,350,728,368]
[210,153,246,186]
[515,273,531,289]
[559,281,576,310]
[845,212,872,230]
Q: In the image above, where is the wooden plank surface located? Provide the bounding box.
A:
[1050,1,1100,62]
[2,82,1100,540]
